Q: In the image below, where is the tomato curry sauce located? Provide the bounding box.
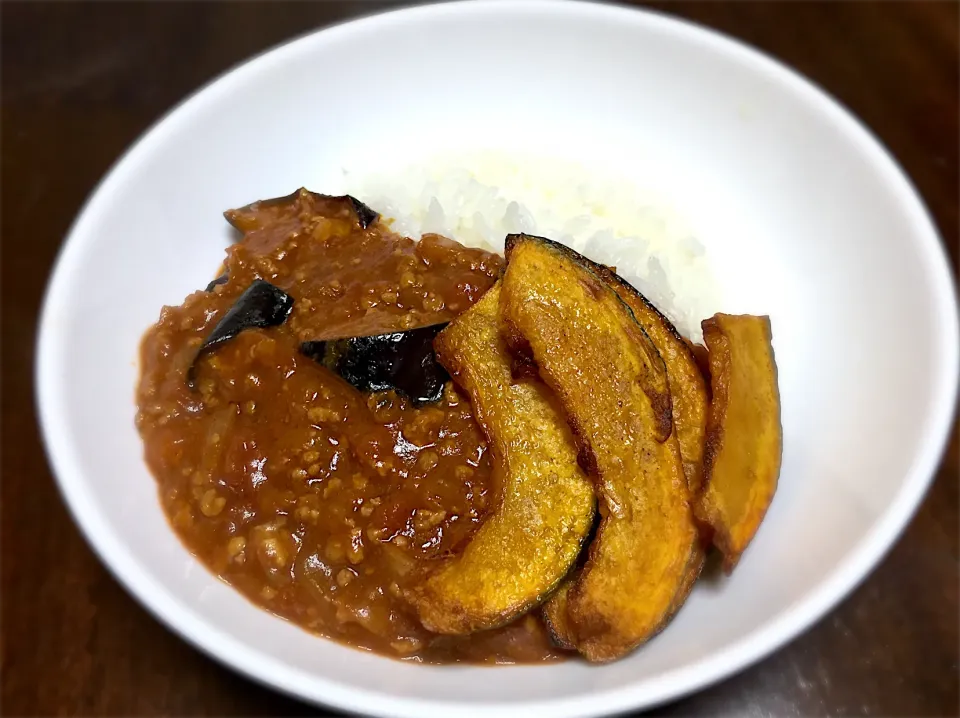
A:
[136,190,562,663]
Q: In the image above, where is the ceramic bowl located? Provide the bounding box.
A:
[37,2,958,716]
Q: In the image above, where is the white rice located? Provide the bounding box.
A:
[344,151,717,341]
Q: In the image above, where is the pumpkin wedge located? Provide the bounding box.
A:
[541,577,577,650]
[411,284,595,634]
[592,266,709,495]
[500,234,700,662]
[696,314,782,572]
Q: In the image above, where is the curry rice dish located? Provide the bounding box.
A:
[137,188,782,664]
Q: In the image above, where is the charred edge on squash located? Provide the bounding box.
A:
[508,351,540,384]
[699,318,728,493]
[502,233,701,662]
[504,233,672,442]
[574,252,701,446]
[564,525,703,661]
[594,269,709,500]
[563,411,600,479]
[541,580,577,651]
[683,337,712,392]
[541,508,601,651]
[597,267,690,349]
[414,532,595,635]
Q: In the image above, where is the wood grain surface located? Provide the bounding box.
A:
[2,2,957,716]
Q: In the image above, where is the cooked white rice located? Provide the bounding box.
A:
[344,151,717,341]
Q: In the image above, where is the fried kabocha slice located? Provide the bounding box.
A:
[696,313,782,572]
[410,284,595,634]
[590,265,709,495]
[500,234,700,662]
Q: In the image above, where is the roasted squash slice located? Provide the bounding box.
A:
[500,234,700,662]
[411,284,595,634]
[591,266,709,494]
[541,577,577,650]
[696,314,782,572]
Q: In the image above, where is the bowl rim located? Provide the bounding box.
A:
[35,1,960,716]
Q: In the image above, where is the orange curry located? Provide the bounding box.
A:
[136,190,562,662]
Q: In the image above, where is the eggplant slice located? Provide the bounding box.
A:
[224,188,379,233]
[204,274,228,292]
[187,279,294,387]
[300,323,449,405]
[346,195,379,229]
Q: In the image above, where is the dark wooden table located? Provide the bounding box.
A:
[2,1,957,716]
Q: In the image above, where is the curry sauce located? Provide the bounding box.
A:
[136,191,562,663]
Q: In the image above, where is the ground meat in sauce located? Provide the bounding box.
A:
[136,190,564,663]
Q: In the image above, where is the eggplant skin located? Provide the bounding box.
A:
[188,279,295,387]
[300,323,449,405]
[224,189,379,233]
[204,189,374,318]
[346,195,379,229]
[204,274,228,292]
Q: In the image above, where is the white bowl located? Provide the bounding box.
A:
[36,2,958,716]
